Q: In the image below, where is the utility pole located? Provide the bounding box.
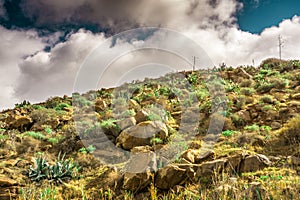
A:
[278,35,284,60]
[192,56,199,71]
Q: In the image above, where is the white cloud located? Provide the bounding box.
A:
[183,15,300,67]
[0,26,46,111]
[15,29,106,103]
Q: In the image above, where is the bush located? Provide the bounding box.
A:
[244,124,260,132]
[259,95,273,104]
[240,87,255,96]
[222,130,235,137]
[26,131,46,140]
[256,82,274,93]
[54,103,71,111]
[279,116,300,144]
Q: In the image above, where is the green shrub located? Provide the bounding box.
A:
[278,116,300,144]
[222,130,235,137]
[262,105,275,112]
[240,87,255,96]
[244,124,260,132]
[26,131,46,140]
[100,119,120,132]
[79,145,96,154]
[0,134,9,140]
[239,79,253,87]
[255,82,274,93]
[54,103,71,111]
[120,109,136,118]
[259,95,273,104]
[47,137,59,144]
[45,127,53,134]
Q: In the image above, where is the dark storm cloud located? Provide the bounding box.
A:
[1,0,241,34]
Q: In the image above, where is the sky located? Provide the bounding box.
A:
[0,0,300,111]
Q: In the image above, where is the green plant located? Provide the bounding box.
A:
[0,134,9,140]
[262,105,275,112]
[45,127,53,134]
[225,80,240,93]
[15,100,31,108]
[187,73,198,85]
[47,137,59,144]
[32,105,44,110]
[244,124,260,132]
[29,152,81,183]
[259,95,273,104]
[54,102,71,111]
[120,109,136,118]
[150,137,164,145]
[100,119,120,132]
[240,87,255,96]
[79,145,96,154]
[255,81,274,93]
[222,130,235,137]
[26,131,46,140]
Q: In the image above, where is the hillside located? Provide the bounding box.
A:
[0,58,300,199]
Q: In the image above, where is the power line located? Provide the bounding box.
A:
[192,56,199,71]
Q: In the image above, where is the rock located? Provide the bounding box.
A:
[123,171,153,191]
[196,159,227,178]
[226,154,242,172]
[86,168,122,191]
[155,164,186,190]
[292,93,300,100]
[240,154,270,173]
[94,98,107,112]
[194,149,215,163]
[117,117,136,131]
[135,110,149,124]
[0,176,17,187]
[181,149,195,163]
[9,115,32,130]
[271,121,282,130]
[288,156,300,166]
[124,150,157,173]
[116,121,168,150]
[237,110,251,123]
[128,99,140,110]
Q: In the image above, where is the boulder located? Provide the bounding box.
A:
[124,150,157,173]
[240,154,270,173]
[122,148,157,191]
[196,159,227,177]
[117,117,136,131]
[116,121,168,150]
[155,164,187,190]
[123,171,153,192]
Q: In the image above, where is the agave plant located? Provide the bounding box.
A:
[29,156,49,181]
[29,152,81,183]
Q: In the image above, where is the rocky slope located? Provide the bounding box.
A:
[0,58,300,199]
